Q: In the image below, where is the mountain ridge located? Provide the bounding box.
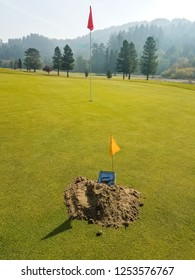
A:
[2,17,193,44]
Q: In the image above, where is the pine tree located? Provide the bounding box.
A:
[109,49,118,75]
[140,36,158,80]
[117,40,130,79]
[104,48,110,73]
[52,46,62,76]
[75,55,87,72]
[128,42,138,79]
[18,58,22,70]
[92,43,106,73]
[24,48,41,72]
[106,69,112,79]
[104,48,118,75]
[61,45,74,77]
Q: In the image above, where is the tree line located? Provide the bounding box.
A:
[1,19,195,79]
[14,36,158,80]
[19,45,74,77]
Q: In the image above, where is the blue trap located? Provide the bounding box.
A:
[97,171,116,186]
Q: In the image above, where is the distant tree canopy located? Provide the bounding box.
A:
[140,36,158,80]
[24,48,41,72]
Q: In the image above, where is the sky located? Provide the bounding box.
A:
[0,0,195,42]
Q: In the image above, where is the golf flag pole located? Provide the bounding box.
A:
[87,6,94,102]
[89,30,92,101]
[110,136,120,171]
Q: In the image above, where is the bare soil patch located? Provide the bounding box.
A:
[64,177,144,228]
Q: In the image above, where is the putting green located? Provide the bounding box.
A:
[0,69,194,259]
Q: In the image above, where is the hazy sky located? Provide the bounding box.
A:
[0,0,195,42]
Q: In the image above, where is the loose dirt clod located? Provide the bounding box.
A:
[64,177,144,228]
[96,230,103,236]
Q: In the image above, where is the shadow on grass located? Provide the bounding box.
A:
[41,219,72,240]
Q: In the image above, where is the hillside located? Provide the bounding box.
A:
[0,18,195,75]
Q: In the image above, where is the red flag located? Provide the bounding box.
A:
[87,6,94,31]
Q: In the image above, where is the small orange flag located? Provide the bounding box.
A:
[110,136,120,156]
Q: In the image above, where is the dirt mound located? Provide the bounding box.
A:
[64,177,144,228]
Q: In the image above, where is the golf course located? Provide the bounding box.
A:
[0,68,194,260]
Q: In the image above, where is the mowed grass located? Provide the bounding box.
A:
[0,68,195,260]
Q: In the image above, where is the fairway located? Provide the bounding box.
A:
[0,69,195,260]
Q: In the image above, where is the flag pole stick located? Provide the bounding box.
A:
[87,6,93,102]
[111,155,114,172]
[89,30,92,102]
[110,135,113,171]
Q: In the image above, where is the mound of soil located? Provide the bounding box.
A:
[64,177,144,228]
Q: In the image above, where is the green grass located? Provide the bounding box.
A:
[0,69,195,260]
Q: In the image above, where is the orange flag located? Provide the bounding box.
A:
[110,136,120,156]
[87,6,94,31]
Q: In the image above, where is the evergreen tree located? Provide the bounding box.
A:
[104,48,110,73]
[10,61,14,69]
[104,48,118,75]
[91,43,106,73]
[117,40,130,79]
[52,46,62,76]
[109,49,118,75]
[74,55,87,72]
[140,36,158,80]
[128,42,138,79]
[18,58,22,70]
[13,60,18,69]
[24,48,41,72]
[106,69,112,79]
[61,44,74,77]
[108,32,125,52]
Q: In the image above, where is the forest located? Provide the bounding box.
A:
[0,18,195,78]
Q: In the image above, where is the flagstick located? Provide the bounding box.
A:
[111,155,114,172]
[87,5,93,102]
[89,30,93,102]
[111,156,117,185]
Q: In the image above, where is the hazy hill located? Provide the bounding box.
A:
[0,18,195,75]
[0,18,187,58]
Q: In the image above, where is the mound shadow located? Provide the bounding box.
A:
[41,219,72,241]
